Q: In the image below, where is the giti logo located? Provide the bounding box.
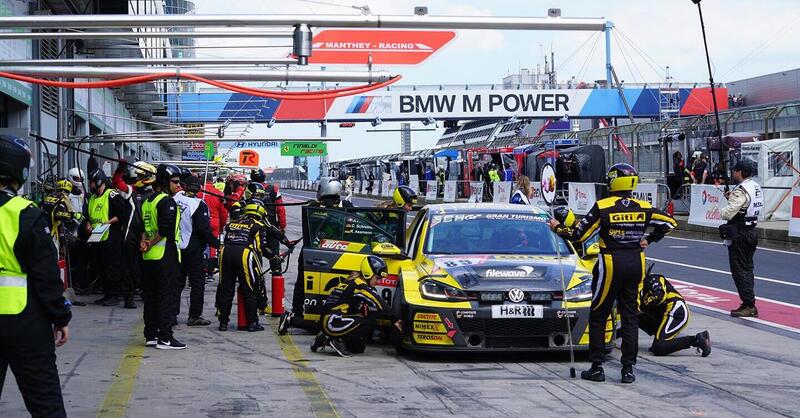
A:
[609,212,645,223]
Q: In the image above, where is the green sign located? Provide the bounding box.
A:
[204,141,215,160]
[280,141,327,157]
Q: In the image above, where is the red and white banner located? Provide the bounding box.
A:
[443,180,457,203]
[308,29,456,65]
[688,184,728,227]
[492,181,512,204]
[568,182,597,215]
[790,187,800,237]
[425,181,438,201]
[468,182,484,203]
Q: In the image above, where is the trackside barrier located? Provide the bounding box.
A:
[564,182,673,214]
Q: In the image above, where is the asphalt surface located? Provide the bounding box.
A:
[2,191,799,417]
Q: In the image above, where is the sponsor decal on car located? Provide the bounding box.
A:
[483,266,540,278]
[413,332,454,345]
[413,321,447,333]
[455,310,477,319]
[413,312,442,322]
[319,239,366,252]
[374,275,398,288]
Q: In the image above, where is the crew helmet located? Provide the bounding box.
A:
[552,207,576,228]
[243,198,266,219]
[0,134,33,185]
[156,164,182,189]
[606,163,639,193]
[317,179,343,201]
[250,168,266,183]
[360,255,388,280]
[56,179,74,193]
[392,185,417,208]
[133,161,156,186]
[247,182,266,200]
[67,167,85,188]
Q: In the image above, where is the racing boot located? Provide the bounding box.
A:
[310,333,326,352]
[187,317,211,326]
[326,337,352,357]
[247,322,265,332]
[730,304,758,318]
[621,365,635,384]
[278,312,292,335]
[694,331,711,357]
[102,296,120,307]
[123,296,137,309]
[580,364,605,382]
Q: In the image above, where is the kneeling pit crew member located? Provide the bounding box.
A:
[140,164,186,350]
[549,163,677,384]
[311,256,391,357]
[639,271,711,357]
[216,199,292,332]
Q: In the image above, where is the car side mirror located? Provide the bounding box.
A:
[372,242,402,256]
[584,243,600,257]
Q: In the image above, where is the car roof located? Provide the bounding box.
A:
[422,203,551,216]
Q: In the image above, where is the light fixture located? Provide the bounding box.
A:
[507,115,519,124]
[371,117,382,127]
[267,118,276,128]
[422,116,436,126]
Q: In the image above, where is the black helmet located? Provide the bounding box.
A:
[606,163,639,193]
[392,185,417,208]
[184,174,202,193]
[552,207,577,228]
[732,160,754,178]
[0,134,33,185]
[250,168,266,183]
[360,255,388,280]
[180,168,192,182]
[88,168,107,185]
[641,273,666,307]
[156,164,182,188]
[246,181,266,200]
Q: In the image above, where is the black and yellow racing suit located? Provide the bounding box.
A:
[228,199,244,222]
[40,191,82,250]
[639,274,696,356]
[216,215,288,325]
[320,276,388,353]
[555,195,677,366]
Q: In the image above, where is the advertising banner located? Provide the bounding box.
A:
[568,183,598,215]
[409,174,419,194]
[381,180,391,197]
[181,150,206,162]
[468,182,484,203]
[530,183,546,207]
[425,181,438,201]
[281,141,327,156]
[789,188,800,238]
[492,181,512,204]
[238,149,260,167]
[307,29,456,65]
[688,184,729,227]
[443,180,457,203]
[632,183,659,208]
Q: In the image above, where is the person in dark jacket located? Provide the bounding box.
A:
[0,134,72,417]
[174,175,220,326]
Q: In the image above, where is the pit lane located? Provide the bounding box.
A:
[2,195,799,417]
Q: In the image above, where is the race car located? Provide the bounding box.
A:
[298,203,615,352]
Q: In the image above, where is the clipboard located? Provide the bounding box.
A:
[87,223,110,243]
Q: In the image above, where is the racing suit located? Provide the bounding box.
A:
[639,274,697,356]
[720,177,763,309]
[555,195,676,366]
[320,276,388,354]
[256,183,287,274]
[40,190,82,250]
[216,215,289,326]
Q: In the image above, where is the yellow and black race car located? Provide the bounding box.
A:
[299,203,615,352]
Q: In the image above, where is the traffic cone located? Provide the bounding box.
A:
[236,287,248,330]
[271,272,285,317]
[666,199,674,217]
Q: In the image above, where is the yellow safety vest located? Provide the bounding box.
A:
[214,182,225,192]
[88,188,112,241]
[141,193,181,262]
[0,196,33,315]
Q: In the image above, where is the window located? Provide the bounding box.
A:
[40,39,59,117]
[768,151,793,177]
[304,208,403,253]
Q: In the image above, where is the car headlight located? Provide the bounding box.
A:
[420,280,468,302]
[565,274,593,302]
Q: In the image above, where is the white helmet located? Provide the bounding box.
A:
[68,168,85,188]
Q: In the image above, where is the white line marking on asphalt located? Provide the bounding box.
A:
[667,245,689,249]
[649,257,800,288]
[684,301,800,334]
[664,236,800,256]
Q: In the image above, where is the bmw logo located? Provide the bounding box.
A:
[507,288,525,303]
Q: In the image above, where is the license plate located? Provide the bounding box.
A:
[491,304,543,319]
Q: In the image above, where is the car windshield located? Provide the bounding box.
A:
[425,212,572,256]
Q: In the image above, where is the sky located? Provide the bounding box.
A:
[191,0,800,167]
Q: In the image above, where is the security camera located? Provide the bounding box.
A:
[267,118,276,128]
[371,117,382,127]
[548,8,561,17]
[422,116,436,126]
[414,6,428,16]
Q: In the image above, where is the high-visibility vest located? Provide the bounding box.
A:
[213,182,225,192]
[88,188,112,241]
[0,196,33,315]
[141,193,181,261]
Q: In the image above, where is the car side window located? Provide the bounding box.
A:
[407,209,427,257]
[308,209,393,253]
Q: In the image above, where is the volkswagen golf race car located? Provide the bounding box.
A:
[298,203,615,353]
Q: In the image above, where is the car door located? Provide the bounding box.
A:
[300,206,406,321]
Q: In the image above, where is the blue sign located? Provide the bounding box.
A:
[181,150,207,161]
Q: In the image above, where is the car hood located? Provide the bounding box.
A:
[421,254,578,291]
